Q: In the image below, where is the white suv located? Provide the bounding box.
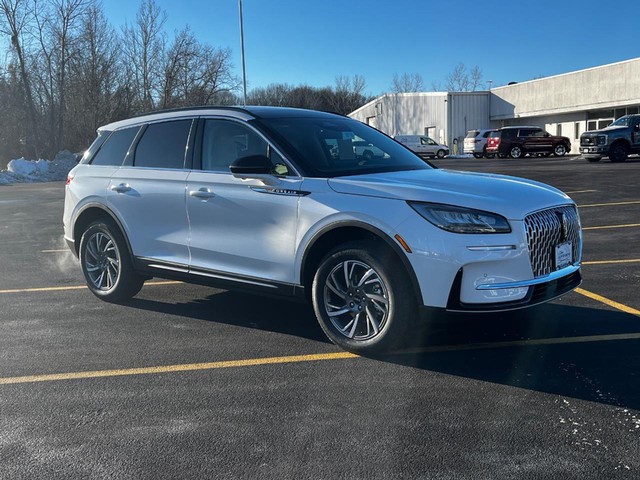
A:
[464,129,495,158]
[64,107,582,354]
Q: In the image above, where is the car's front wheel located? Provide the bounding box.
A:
[312,241,416,354]
[609,143,628,162]
[79,219,144,302]
[436,149,446,158]
[473,152,483,159]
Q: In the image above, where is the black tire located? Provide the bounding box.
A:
[608,143,628,162]
[485,153,495,159]
[311,241,417,354]
[362,150,374,160]
[509,145,523,159]
[553,143,567,156]
[436,149,446,158]
[473,152,483,159]
[79,219,144,302]
[498,153,507,159]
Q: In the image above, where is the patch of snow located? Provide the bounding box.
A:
[0,150,78,185]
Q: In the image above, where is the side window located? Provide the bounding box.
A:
[518,128,539,138]
[134,120,192,169]
[90,127,139,166]
[420,137,428,145]
[483,131,491,138]
[201,119,268,172]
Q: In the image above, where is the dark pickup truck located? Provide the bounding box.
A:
[580,114,640,162]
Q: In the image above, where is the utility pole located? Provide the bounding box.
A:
[238,0,247,105]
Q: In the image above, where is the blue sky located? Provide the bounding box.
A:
[104,0,640,96]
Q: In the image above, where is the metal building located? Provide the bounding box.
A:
[350,57,640,155]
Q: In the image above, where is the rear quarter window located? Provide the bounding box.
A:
[90,126,140,166]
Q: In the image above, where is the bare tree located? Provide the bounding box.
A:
[329,74,368,114]
[391,72,424,93]
[161,26,238,109]
[122,0,166,111]
[66,2,122,147]
[0,0,40,157]
[444,63,484,92]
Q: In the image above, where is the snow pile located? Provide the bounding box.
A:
[0,150,78,185]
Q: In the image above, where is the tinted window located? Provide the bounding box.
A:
[91,127,139,166]
[518,128,539,137]
[482,131,492,138]
[134,120,192,169]
[256,116,431,177]
[201,119,268,172]
[465,130,479,139]
[501,129,517,139]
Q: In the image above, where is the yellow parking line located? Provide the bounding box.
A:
[578,200,640,208]
[583,223,640,231]
[0,281,182,294]
[4,332,640,386]
[0,352,358,385]
[565,190,597,194]
[40,249,70,253]
[582,259,640,266]
[575,288,640,317]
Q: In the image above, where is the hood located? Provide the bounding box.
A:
[327,169,572,220]
[584,125,627,135]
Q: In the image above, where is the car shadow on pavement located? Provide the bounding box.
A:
[125,290,330,344]
[125,290,640,409]
[379,303,640,410]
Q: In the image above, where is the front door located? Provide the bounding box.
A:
[186,118,300,285]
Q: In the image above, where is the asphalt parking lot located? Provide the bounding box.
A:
[1,155,639,479]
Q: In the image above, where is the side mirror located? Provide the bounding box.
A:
[230,155,280,186]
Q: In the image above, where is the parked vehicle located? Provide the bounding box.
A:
[580,114,640,162]
[464,129,495,158]
[64,106,582,354]
[353,140,386,160]
[486,126,571,159]
[394,135,449,158]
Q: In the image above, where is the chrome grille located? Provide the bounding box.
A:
[524,205,581,278]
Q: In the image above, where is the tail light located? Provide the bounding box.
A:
[66,174,73,186]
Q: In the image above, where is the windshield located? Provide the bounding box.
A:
[609,116,631,127]
[255,116,432,177]
[465,130,479,138]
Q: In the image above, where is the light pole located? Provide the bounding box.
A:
[238,0,247,105]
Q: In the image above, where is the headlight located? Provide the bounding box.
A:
[408,202,511,234]
[596,135,607,146]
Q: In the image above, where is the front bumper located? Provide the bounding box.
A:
[580,146,607,158]
[446,265,582,312]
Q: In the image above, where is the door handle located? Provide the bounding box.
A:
[110,183,131,193]
[189,188,216,199]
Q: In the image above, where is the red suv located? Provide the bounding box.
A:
[486,126,571,159]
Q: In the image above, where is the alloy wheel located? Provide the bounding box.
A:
[323,260,389,341]
[84,231,120,291]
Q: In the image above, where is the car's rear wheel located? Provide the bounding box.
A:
[608,143,628,162]
[509,145,523,158]
[436,149,446,158]
[554,144,567,156]
[473,152,483,159]
[312,241,416,354]
[79,220,144,302]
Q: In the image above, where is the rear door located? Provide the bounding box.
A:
[107,119,194,267]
